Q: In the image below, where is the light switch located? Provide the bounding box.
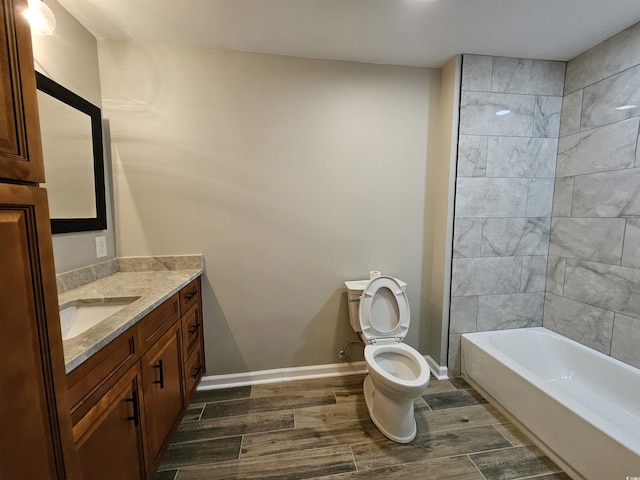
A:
[95,235,107,258]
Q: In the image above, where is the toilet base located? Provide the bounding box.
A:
[363,375,417,443]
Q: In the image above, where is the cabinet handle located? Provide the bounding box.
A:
[153,359,165,389]
[185,290,197,301]
[126,390,140,426]
[191,364,202,379]
[188,322,201,335]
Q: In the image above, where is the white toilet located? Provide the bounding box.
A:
[345,275,430,443]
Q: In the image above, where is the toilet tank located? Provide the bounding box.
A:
[344,278,407,332]
[345,280,368,332]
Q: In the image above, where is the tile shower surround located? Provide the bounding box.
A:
[545,22,640,369]
[449,55,564,374]
[450,22,640,375]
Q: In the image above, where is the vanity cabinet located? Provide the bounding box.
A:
[66,278,204,480]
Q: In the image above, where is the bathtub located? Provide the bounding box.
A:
[461,327,640,480]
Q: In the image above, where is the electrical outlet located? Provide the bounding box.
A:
[95,235,107,258]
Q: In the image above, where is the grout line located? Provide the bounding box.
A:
[466,454,489,480]
[514,474,563,480]
[349,445,359,472]
[167,434,244,447]
[490,422,519,447]
[620,218,628,267]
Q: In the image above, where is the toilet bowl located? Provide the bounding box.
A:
[344,275,430,443]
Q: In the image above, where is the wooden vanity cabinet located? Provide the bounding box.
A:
[67,278,204,480]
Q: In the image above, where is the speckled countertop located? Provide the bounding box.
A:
[58,256,203,373]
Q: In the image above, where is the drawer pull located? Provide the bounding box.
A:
[153,359,165,389]
[185,290,197,301]
[191,365,202,379]
[188,322,201,335]
[126,390,140,426]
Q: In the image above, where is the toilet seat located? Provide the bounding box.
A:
[364,342,430,391]
[358,276,410,345]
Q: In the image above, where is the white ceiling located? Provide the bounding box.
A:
[57,0,640,68]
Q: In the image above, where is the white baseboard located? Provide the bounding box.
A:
[425,355,449,380]
[199,355,449,390]
[198,361,368,390]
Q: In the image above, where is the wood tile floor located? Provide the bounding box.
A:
[155,374,570,480]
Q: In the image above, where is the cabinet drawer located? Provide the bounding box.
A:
[182,302,202,356]
[67,326,138,425]
[179,278,200,316]
[138,293,180,350]
[183,344,204,403]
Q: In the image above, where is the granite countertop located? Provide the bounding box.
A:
[58,256,203,373]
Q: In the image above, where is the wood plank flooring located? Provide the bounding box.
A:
[155,374,570,480]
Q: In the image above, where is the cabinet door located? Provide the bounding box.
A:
[75,363,146,480]
[0,184,79,479]
[142,323,184,474]
[0,0,44,182]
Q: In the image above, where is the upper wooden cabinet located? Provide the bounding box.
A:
[0,0,44,183]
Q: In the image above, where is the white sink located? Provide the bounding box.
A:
[60,297,139,340]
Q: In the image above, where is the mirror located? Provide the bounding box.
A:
[36,72,106,234]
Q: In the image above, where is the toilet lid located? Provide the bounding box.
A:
[358,276,410,344]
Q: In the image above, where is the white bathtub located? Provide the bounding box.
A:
[461,327,640,480]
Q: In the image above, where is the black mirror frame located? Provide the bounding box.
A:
[36,72,107,234]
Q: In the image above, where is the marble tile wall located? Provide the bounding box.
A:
[543,22,640,370]
[449,55,565,374]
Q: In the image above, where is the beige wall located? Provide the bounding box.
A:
[31,0,116,273]
[97,41,438,374]
[421,56,460,367]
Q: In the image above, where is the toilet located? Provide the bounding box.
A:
[345,275,430,443]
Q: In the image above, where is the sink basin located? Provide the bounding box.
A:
[60,297,140,340]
